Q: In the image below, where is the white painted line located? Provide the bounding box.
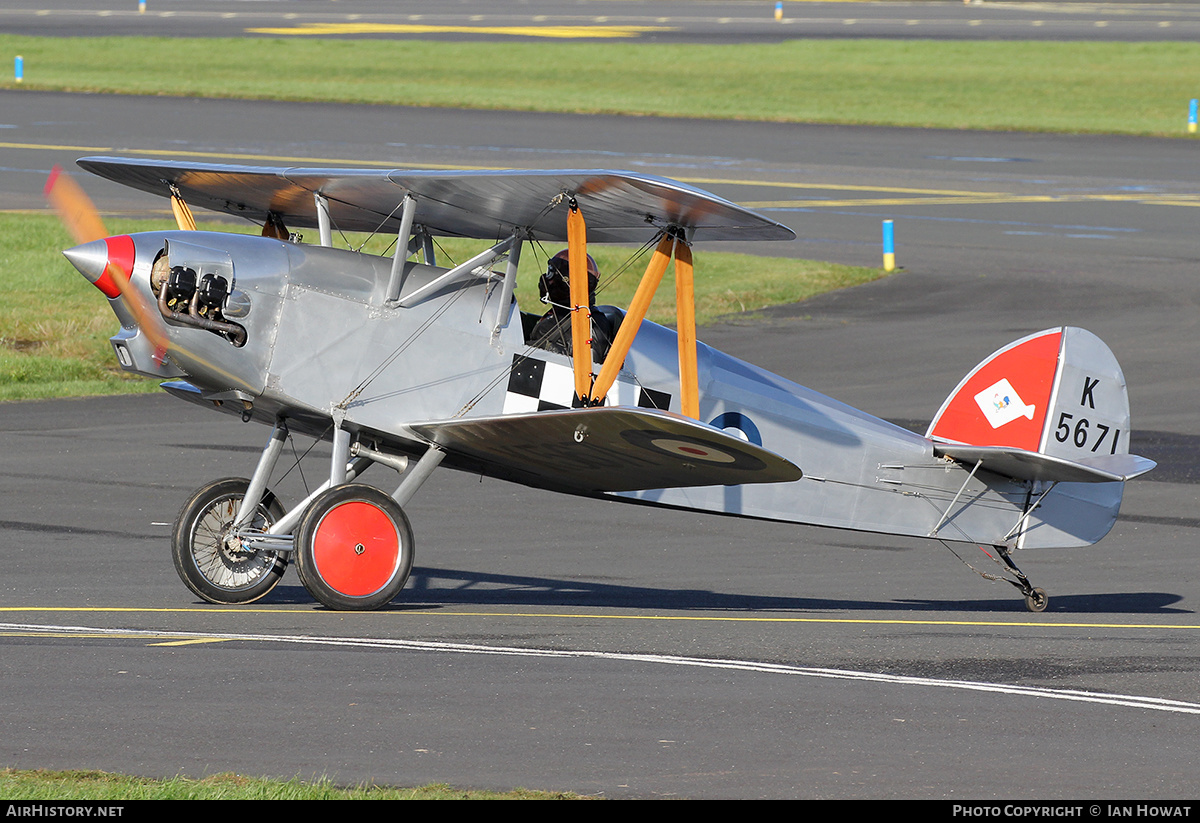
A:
[6,622,1200,716]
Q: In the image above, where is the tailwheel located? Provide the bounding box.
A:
[172,477,288,605]
[1024,587,1049,613]
[294,484,414,611]
[993,544,1049,613]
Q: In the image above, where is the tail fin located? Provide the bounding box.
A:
[927,327,1154,483]
[926,327,1154,548]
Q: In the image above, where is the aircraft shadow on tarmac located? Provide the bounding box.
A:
[242,567,1190,615]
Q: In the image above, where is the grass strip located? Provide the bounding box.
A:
[0,768,586,799]
[0,212,883,402]
[0,35,1196,136]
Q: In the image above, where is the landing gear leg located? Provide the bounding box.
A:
[994,544,1048,613]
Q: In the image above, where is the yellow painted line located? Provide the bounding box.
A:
[683,176,993,197]
[245,23,673,39]
[0,606,286,614]
[747,192,1200,209]
[0,140,464,171]
[0,628,232,645]
[0,633,148,643]
[1135,197,1200,207]
[0,140,134,154]
[4,140,1004,200]
[744,196,1061,209]
[1,606,1198,631]
[0,630,232,645]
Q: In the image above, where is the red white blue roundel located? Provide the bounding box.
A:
[620,429,767,471]
[647,437,738,463]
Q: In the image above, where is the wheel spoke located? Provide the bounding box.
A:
[172,478,288,605]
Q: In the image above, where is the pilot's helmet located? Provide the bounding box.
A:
[539,249,599,307]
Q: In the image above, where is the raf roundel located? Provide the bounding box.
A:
[619,429,768,472]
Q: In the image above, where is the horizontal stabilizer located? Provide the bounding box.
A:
[410,407,802,494]
[933,443,1156,484]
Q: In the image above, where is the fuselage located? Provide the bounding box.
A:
[81,230,1119,549]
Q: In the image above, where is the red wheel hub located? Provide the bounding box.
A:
[311,501,401,596]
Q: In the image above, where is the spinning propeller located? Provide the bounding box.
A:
[46,166,171,362]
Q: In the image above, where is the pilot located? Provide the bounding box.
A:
[530,249,613,361]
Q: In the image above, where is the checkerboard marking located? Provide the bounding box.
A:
[504,354,671,414]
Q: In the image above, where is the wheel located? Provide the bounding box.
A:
[294,484,414,611]
[172,477,288,605]
[1024,587,1048,613]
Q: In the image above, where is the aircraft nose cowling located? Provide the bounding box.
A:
[63,235,135,298]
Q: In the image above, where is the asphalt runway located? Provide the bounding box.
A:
[2,87,1200,798]
[3,0,1199,42]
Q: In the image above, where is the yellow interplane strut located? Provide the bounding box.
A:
[589,232,700,420]
[566,199,592,404]
[673,240,699,420]
[589,233,672,408]
[169,185,196,231]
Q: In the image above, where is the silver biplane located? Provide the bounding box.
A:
[51,157,1155,612]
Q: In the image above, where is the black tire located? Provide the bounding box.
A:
[172,477,288,605]
[1024,587,1049,613]
[294,484,414,611]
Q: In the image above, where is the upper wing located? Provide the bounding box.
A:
[76,157,795,244]
[409,406,803,494]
